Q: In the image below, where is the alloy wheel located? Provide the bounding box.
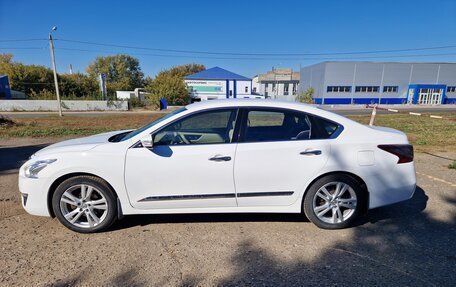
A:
[312,181,357,224]
[59,184,108,228]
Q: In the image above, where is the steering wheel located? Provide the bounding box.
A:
[171,132,190,145]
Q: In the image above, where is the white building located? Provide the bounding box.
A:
[257,68,300,101]
[116,88,148,102]
[185,67,262,101]
[252,75,260,95]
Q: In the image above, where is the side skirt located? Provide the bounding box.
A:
[138,191,294,202]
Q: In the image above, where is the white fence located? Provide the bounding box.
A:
[0,100,128,111]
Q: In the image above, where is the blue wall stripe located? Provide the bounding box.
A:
[233,80,237,98]
[323,98,352,104]
[226,80,229,99]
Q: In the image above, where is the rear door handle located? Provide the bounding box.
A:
[300,150,322,156]
[209,155,232,161]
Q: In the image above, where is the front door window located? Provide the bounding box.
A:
[153,109,238,145]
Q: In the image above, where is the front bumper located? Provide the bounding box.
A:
[18,172,52,217]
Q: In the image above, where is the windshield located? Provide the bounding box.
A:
[120,107,187,141]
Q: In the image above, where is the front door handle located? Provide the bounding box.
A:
[209,155,232,161]
[300,150,322,156]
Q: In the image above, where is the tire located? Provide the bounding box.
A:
[52,175,117,233]
[303,174,365,229]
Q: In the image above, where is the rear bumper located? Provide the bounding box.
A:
[366,162,417,209]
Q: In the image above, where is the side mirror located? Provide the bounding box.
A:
[140,134,154,148]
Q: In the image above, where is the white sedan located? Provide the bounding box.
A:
[19,100,416,233]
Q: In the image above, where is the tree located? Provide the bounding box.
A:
[0,54,14,79]
[295,87,314,104]
[60,73,99,99]
[145,64,205,106]
[1,54,107,99]
[0,53,55,96]
[86,54,144,97]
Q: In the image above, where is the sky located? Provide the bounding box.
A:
[1,0,456,78]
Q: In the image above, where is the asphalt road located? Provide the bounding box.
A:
[2,105,456,117]
[0,138,455,286]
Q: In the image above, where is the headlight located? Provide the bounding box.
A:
[24,159,57,178]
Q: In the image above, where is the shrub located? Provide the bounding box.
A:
[295,87,314,104]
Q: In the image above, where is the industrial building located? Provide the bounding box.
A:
[252,68,300,100]
[0,75,11,99]
[185,67,261,101]
[0,75,26,99]
[299,62,456,105]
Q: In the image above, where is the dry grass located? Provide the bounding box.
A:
[348,113,456,152]
[0,114,162,138]
[0,112,455,152]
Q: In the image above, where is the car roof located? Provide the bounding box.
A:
[187,99,314,111]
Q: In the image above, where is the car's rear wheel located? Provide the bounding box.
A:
[303,174,365,229]
[52,176,117,233]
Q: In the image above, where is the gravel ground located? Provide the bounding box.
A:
[0,138,455,286]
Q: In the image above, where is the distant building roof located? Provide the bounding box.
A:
[185,67,250,81]
[304,61,456,67]
[258,68,300,82]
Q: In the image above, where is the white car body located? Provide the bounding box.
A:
[19,99,416,224]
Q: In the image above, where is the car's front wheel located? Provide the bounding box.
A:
[303,174,365,229]
[52,175,117,233]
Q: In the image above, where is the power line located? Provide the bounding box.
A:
[11,81,87,85]
[54,47,456,61]
[0,39,47,42]
[56,38,456,56]
[3,37,456,57]
[12,81,54,85]
[0,47,44,50]
[2,45,456,61]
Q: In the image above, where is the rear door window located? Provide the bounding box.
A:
[242,108,340,143]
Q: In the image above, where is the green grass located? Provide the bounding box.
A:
[449,160,456,169]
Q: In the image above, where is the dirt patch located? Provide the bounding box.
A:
[0,115,17,127]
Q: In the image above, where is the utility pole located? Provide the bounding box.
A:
[49,26,63,117]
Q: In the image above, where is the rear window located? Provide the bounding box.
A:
[310,115,339,138]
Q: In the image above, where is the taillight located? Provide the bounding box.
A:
[378,144,414,164]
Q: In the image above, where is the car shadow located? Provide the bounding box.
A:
[354,185,428,226]
[112,212,307,231]
[110,186,427,231]
[0,144,49,175]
